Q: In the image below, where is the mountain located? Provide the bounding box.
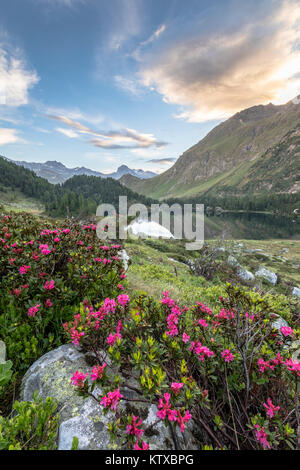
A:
[109,165,157,180]
[120,96,300,200]
[1,158,157,184]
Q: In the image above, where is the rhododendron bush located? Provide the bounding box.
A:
[65,284,300,450]
[0,212,125,371]
[1,210,299,450]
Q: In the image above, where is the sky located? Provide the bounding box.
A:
[0,0,300,174]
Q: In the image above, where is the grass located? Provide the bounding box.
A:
[124,237,300,307]
[0,188,44,214]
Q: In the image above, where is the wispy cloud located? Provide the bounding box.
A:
[35,0,86,8]
[147,157,177,165]
[114,75,144,96]
[103,0,142,52]
[47,113,167,149]
[140,0,300,122]
[132,24,166,61]
[56,127,79,138]
[0,45,39,107]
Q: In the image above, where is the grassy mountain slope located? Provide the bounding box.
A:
[120,98,300,199]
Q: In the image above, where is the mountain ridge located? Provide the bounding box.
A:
[0,157,157,184]
[119,96,300,200]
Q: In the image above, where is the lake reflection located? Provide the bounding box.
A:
[204,212,300,240]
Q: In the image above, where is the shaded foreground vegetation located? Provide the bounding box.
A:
[0,210,299,450]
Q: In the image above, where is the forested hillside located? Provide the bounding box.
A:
[0,156,154,217]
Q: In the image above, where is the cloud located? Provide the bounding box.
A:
[140,0,300,122]
[114,75,143,96]
[104,0,142,52]
[0,46,39,107]
[147,157,177,165]
[56,127,79,138]
[132,24,166,61]
[0,128,23,145]
[36,0,86,8]
[47,113,167,149]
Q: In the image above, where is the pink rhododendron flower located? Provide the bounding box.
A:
[171,382,184,395]
[117,293,130,306]
[103,297,117,314]
[91,363,107,381]
[280,326,295,337]
[71,371,89,388]
[254,425,271,449]
[100,389,123,410]
[39,244,52,255]
[257,358,275,373]
[28,304,41,317]
[126,415,144,438]
[107,332,122,346]
[284,358,300,376]
[182,333,190,343]
[70,328,85,346]
[199,318,208,328]
[263,398,280,418]
[157,393,177,422]
[176,410,192,432]
[19,265,30,275]
[44,280,55,290]
[133,440,150,450]
[221,349,235,363]
[45,299,53,307]
[190,342,214,361]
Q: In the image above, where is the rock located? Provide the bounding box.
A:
[21,344,198,450]
[271,314,289,333]
[292,286,300,298]
[236,267,255,282]
[205,206,214,216]
[255,267,277,285]
[227,255,239,267]
[291,340,300,362]
[214,206,224,216]
[0,341,6,364]
[252,252,271,261]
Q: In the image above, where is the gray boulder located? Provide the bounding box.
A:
[255,267,277,285]
[292,286,300,298]
[21,344,198,450]
[227,255,239,267]
[236,267,255,282]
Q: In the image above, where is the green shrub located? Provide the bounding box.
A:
[0,391,58,450]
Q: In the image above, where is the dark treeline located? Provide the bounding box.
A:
[165,191,300,216]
